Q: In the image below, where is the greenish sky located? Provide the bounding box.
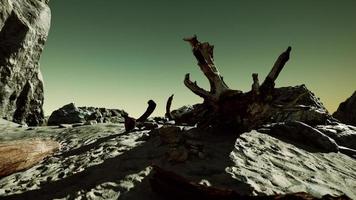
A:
[41,0,356,118]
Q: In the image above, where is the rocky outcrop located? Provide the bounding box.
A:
[0,0,50,126]
[47,103,126,126]
[333,91,356,126]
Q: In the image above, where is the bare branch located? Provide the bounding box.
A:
[260,47,292,94]
[184,35,229,97]
[184,73,212,100]
[136,100,157,123]
[165,94,174,120]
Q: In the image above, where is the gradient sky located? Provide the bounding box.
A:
[41,0,356,118]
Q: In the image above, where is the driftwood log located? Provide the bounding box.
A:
[166,35,322,132]
[150,165,350,200]
[0,139,60,177]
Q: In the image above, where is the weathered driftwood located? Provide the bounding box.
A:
[150,165,350,200]
[136,100,157,123]
[124,100,157,131]
[165,94,174,120]
[167,35,316,132]
[0,139,60,177]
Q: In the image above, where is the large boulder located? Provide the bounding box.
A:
[268,121,339,152]
[333,91,356,126]
[47,103,86,125]
[268,85,331,125]
[0,0,50,126]
[47,103,126,126]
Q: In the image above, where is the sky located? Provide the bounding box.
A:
[41,0,356,118]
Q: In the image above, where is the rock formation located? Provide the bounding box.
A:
[333,91,356,126]
[47,103,126,126]
[0,0,51,126]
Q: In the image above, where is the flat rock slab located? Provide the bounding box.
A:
[0,139,60,177]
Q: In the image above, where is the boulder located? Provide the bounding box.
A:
[48,103,126,126]
[158,125,182,144]
[0,0,51,126]
[269,121,339,152]
[333,91,356,126]
[47,103,85,125]
[316,123,356,150]
[269,85,331,125]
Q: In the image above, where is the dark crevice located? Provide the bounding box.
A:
[13,81,31,124]
[0,11,29,66]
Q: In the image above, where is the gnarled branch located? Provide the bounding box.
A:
[260,47,292,95]
[184,35,229,102]
[184,73,212,100]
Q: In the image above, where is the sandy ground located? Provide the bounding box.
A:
[0,122,355,199]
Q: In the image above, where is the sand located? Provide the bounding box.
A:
[0,123,355,199]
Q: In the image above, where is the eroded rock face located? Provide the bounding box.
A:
[47,103,126,126]
[0,0,51,126]
[333,91,356,126]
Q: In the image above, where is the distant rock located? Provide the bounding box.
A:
[333,91,356,126]
[0,0,51,126]
[47,103,126,126]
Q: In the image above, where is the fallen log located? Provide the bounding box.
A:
[0,139,60,177]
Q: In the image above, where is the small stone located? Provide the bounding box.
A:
[198,152,205,159]
[167,146,189,162]
[158,126,182,144]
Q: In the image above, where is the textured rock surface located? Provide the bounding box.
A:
[0,0,50,126]
[269,121,339,153]
[47,103,126,126]
[333,91,356,126]
[316,123,356,150]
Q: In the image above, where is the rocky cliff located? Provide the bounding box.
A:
[333,91,356,126]
[0,0,50,126]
